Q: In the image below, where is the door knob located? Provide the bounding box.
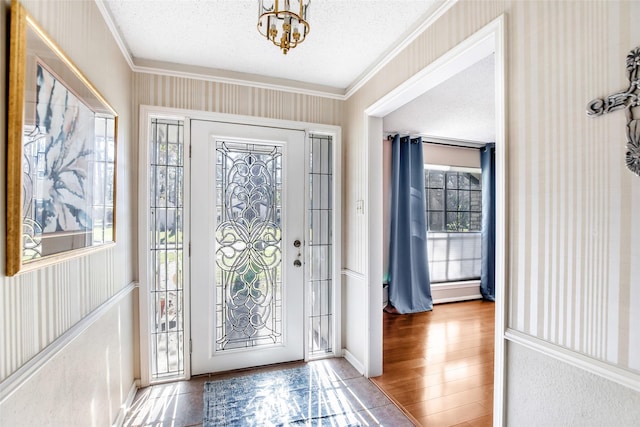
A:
[294,259,302,267]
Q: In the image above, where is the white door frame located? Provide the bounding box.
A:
[362,15,507,426]
[138,106,342,385]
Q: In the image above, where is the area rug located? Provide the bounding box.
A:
[203,364,365,426]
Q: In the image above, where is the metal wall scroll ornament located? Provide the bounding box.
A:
[587,47,640,176]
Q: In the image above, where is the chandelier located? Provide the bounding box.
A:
[257,0,310,55]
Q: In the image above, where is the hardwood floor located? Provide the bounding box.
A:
[371,299,495,427]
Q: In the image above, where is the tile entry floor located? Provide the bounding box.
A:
[123,358,414,426]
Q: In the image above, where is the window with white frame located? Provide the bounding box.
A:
[424,166,482,283]
[425,168,482,232]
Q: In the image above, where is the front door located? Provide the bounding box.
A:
[190,120,305,374]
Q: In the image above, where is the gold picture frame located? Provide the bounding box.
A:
[6,0,118,276]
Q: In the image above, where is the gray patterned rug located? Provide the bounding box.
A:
[203,364,365,426]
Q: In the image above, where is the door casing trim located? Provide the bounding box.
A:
[362,15,507,426]
[138,106,342,384]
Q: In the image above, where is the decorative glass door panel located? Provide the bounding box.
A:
[215,141,283,351]
[191,121,305,374]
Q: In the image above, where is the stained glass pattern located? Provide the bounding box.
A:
[308,134,333,356]
[149,118,185,380]
[215,141,283,351]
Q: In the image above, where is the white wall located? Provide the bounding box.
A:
[0,290,135,427]
[507,341,640,426]
[0,0,136,424]
[342,272,367,371]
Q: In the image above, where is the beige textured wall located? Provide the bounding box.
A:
[507,340,640,425]
[423,143,480,168]
[0,0,135,424]
[345,0,640,388]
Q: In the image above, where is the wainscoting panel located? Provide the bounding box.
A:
[341,270,367,372]
[506,340,640,425]
[0,286,136,426]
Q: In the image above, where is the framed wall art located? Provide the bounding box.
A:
[6,0,118,276]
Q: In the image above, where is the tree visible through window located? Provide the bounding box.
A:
[425,168,482,232]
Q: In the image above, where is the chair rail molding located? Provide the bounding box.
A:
[505,329,640,393]
[0,282,137,404]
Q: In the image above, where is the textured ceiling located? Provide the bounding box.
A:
[101,0,441,90]
[383,54,496,144]
[101,0,493,143]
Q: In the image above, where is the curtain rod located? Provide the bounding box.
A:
[386,133,486,149]
[386,133,421,141]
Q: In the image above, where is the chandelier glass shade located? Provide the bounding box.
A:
[258,0,310,55]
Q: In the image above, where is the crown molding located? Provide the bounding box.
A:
[132,59,346,100]
[95,0,458,102]
[94,0,135,70]
[344,0,459,99]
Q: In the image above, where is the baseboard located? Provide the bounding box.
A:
[112,380,139,427]
[0,282,138,404]
[432,280,481,304]
[342,349,365,376]
[505,329,640,393]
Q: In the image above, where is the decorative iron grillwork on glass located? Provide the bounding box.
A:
[215,141,283,351]
[149,118,185,379]
[308,134,333,355]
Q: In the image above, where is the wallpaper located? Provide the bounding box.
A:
[0,0,133,381]
[134,73,344,126]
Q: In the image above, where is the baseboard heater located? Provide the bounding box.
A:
[432,280,481,304]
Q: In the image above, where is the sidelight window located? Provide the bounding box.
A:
[308,134,333,356]
[149,118,185,379]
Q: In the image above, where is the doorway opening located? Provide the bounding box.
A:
[364,15,506,425]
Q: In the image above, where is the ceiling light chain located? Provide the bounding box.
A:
[258,0,310,55]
